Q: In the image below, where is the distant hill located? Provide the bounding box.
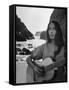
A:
[40,31,47,40]
[35,31,47,40]
[16,15,34,41]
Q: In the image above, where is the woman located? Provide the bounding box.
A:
[26,21,66,83]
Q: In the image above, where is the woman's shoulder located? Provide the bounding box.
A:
[41,42,47,47]
[37,42,47,51]
[32,42,47,54]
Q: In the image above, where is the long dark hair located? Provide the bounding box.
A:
[46,21,64,57]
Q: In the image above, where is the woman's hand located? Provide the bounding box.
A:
[34,66,45,75]
[34,66,41,73]
[34,66,39,73]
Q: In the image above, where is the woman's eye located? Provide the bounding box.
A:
[49,29,51,31]
[53,27,55,30]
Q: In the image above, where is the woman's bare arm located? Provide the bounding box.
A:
[26,56,43,73]
[26,56,35,70]
[44,47,66,72]
[44,58,66,72]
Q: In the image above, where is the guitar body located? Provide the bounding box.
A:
[27,58,57,83]
[34,58,55,82]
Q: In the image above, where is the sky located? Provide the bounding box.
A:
[16,6,54,35]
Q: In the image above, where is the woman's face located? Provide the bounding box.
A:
[48,23,56,40]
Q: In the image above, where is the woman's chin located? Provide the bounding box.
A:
[50,37,55,40]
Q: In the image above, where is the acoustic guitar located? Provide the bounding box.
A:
[27,57,65,83]
[16,54,65,83]
[34,58,58,82]
[27,58,57,82]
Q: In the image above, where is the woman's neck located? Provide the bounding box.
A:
[51,40,55,44]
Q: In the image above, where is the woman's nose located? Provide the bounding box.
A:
[51,31,53,33]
